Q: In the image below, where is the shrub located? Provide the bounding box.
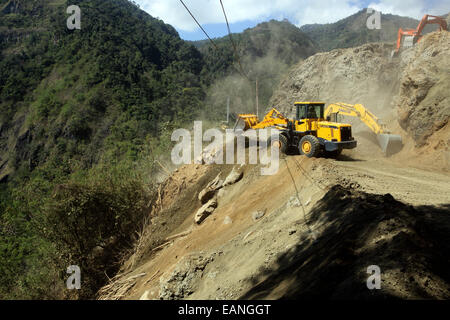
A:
[43,165,155,299]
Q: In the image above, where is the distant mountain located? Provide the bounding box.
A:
[194,19,318,79]
[192,19,319,115]
[299,9,442,52]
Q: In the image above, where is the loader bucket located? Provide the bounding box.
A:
[233,114,259,131]
[233,117,247,131]
[377,134,403,156]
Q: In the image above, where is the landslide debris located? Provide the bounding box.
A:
[194,197,218,224]
[269,42,400,121]
[159,251,217,300]
[100,155,450,300]
[270,31,450,166]
[395,32,450,148]
[241,185,450,299]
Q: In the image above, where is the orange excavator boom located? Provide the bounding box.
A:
[416,14,447,34]
[393,14,448,55]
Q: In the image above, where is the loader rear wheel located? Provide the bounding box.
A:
[268,134,288,154]
[299,135,320,158]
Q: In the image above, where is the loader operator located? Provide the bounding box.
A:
[307,108,318,118]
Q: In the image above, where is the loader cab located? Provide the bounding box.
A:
[293,102,325,133]
[295,102,325,120]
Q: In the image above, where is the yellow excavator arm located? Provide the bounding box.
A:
[324,102,402,156]
[324,102,387,135]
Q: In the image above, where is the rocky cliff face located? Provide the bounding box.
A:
[269,42,400,123]
[270,31,450,154]
[395,31,450,147]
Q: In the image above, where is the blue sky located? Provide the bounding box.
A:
[135,0,449,40]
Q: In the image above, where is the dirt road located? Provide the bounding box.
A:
[317,155,450,206]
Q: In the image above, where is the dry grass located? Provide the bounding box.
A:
[97,272,146,300]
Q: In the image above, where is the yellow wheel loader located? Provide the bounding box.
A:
[235,102,357,158]
[324,103,403,156]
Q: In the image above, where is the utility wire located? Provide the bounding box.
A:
[292,157,326,191]
[284,157,314,237]
[178,0,247,79]
[179,0,258,113]
[219,0,251,81]
[179,0,219,51]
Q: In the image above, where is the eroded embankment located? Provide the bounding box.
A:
[98,155,450,300]
[241,185,450,299]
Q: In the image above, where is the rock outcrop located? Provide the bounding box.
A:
[223,166,243,187]
[194,197,218,224]
[198,173,223,204]
[395,32,450,147]
[269,43,401,119]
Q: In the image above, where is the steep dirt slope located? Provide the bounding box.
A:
[97,30,450,301]
[241,183,450,300]
[393,32,450,168]
[98,154,450,300]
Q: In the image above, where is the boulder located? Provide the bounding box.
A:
[198,173,223,204]
[194,197,218,224]
[223,216,232,225]
[223,167,243,186]
[288,196,301,208]
[252,209,266,221]
[159,253,215,300]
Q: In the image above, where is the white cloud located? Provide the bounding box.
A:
[135,0,361,31]
[135,0,449,32]
[368,0,426,19]
[367,0,449,19]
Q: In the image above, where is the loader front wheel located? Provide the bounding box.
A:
[299,135,320,158]
[268,134,288,154]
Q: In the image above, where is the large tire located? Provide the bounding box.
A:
[268,134,288,154]
[299,135,320,158]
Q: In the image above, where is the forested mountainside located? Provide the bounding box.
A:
[0,0,210,299]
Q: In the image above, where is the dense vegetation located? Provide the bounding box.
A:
[2,1,425,300]
[0,0,211,299]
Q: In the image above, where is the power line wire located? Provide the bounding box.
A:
[178,0,219,51]
[178,0,246,79]
[219,0,250,81]
[179,0,259,113]
[284,157,315,238]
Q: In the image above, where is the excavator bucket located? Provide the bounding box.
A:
[377,134,403,156]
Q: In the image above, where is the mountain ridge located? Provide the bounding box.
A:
[299,8,446,51]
